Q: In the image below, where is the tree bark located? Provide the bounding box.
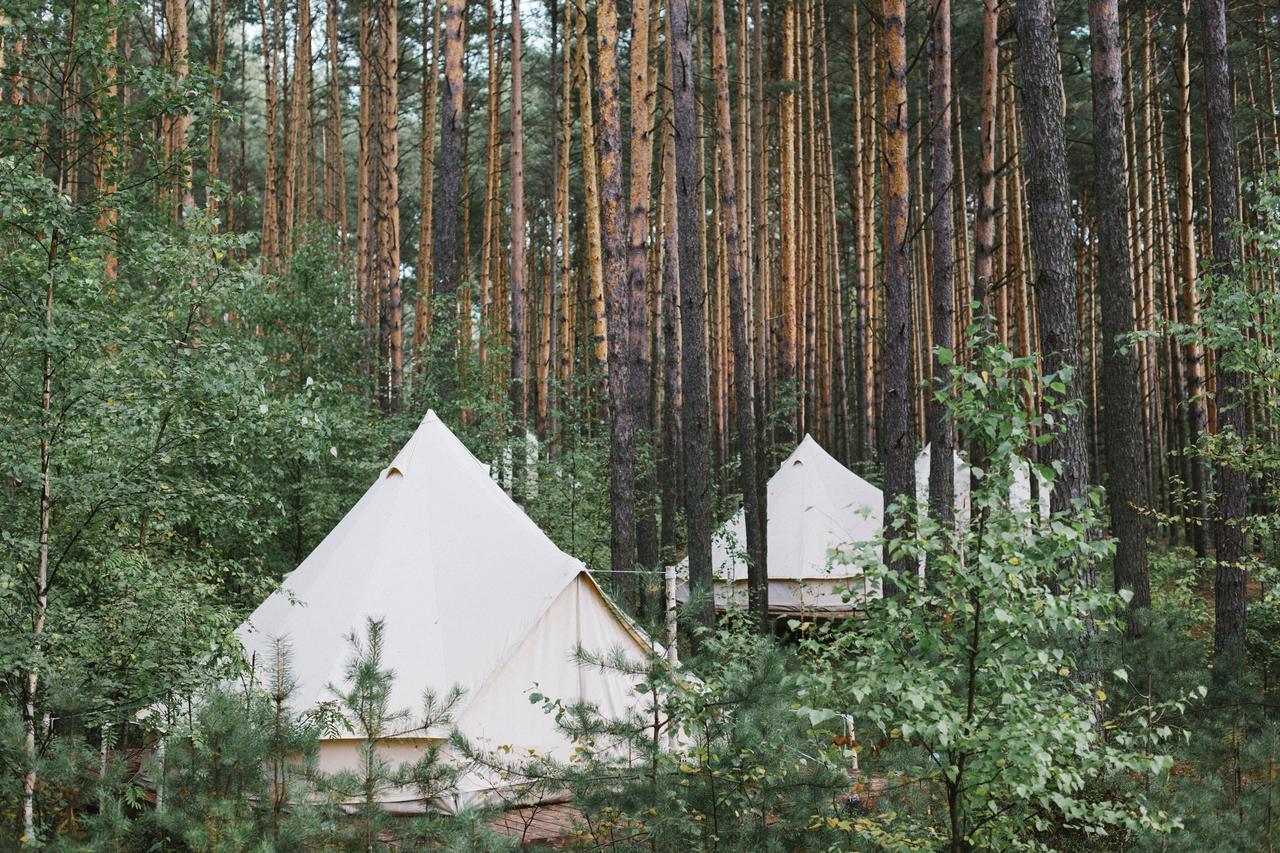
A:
[1016,0,1089,536]
[1200,0,1249,675]
[710,0,766,629]
[431,0,466,401]
[379,0,402,409]
[926,0,955,546]
[973,0,997,328]
[1088,0,1151,623]
[596,0,637,598]
[575,6,608,389]
[259,0,279,268]
[1174,0,1211,558]
[416,0,442,362]
[881,0,916,590]
[327,0,349,247]
[511,0,528,438]
[669,0,714,642]
[628,0,660,576]
[659,55,683,562]
[778,1,798,437]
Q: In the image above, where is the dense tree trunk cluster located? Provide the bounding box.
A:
[6,0,1274,739]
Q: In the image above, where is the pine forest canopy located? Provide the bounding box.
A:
[2,0,1280,845]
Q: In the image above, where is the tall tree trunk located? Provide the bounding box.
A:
[478,0,504,369]
[574,7,608,391]
[557,1,574,392]
[288,0,314,242]
[431,0,466,401]
[629,0,660,575]
[356,0,374,329]
[710,0,765,629]
[510,0,528,435]
[379,0,402,409]
[546,0,561,422]
[778,1,798,438]
[165,0,192,216]
[659,63,683,560]
[208,0,226,223]
[850,2,867,459]
[1088,0,1150,626]
[926,0,955,545]
[327,0,349,247]
[596,0,636,598]
[1016,0,1093,607]
[416,0,442,362]
[973,0,997,326]
[96,8,120,278]
[1174,0,1210,558]
[750,0,769,445]
[669,0,713,643]
[881,0,915,591]
[1200,0,1249,676]
[259,0,280,268]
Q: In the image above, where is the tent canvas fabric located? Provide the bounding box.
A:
[237,411,657,813]
[677,435,884,615]
[915,443,1051,526]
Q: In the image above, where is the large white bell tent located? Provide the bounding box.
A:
[677,435,884,615]
[237,411,658,813]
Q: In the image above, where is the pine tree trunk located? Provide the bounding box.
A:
[778,1,798,437]
[356,0,374,334]
[166,0,192,216]
[416,0,442,361]
[545,0,561,424]
[629,0,660,575]
[750,0,769,446]
[478,0,504,368]
[97,8,120,278]
[595,0,638,595]
[575,7,608,390]
[850,2,867,459]
[1175,0,1210,558]
[431,0,467,400]
[1016,0,1092,598]
[669,0,714,642]
[511,0,528,432]
[557,3,574,392]
[208,0,225,224]
[259,0,279,268]
[710,0,766,629]
[1200,0,1249,676]
[973,0,997,327]
[659,62,683,560]
[288,0,313,243]
[327,0,349,247]
[1088,0,1150,624]
[926,0,955,543]
[379,0,402,409]
[881,0,916,591]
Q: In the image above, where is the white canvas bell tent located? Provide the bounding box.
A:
[237,410,658,814]
[915,443,1051,527]
[915,443,972,529]
[677,435,884,615]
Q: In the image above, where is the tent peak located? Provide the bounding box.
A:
[384,410,447,478]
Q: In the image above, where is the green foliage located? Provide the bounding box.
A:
[503,621,851,851]
[794,337,1185,850]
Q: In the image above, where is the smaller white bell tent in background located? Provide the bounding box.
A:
[1009,458,1052,523]
[914,444,972,531]
[915,443,1051,531]
[238,411,658,813]
[677,435,884,615]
